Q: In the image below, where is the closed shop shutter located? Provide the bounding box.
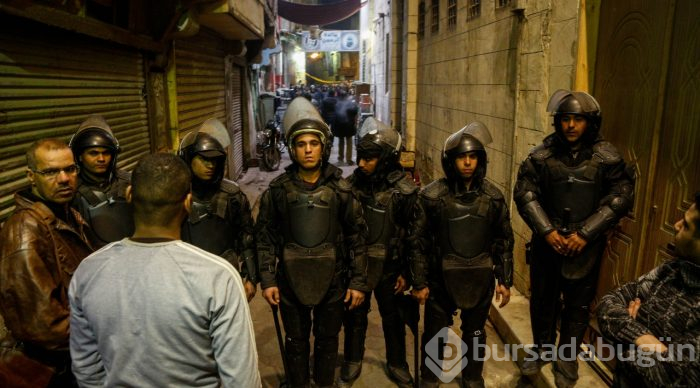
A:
[0,21,150,220]
[174,30,227,139]
[228,64,244,180]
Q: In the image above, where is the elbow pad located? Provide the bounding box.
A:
[579,206,617,241]
[609,196,632,216]
[522,200,554,236]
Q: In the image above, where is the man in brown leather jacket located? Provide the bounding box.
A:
[0,139,94,387]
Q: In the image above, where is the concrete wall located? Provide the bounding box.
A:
[410,0,581,295]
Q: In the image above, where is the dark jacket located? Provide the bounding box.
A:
[0,191,94,374]
[332,97,359,137]
[321,96,338,129]
[597,259,700,387]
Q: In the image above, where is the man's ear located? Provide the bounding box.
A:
[183,192,192,214]
[26,168,35,185]
[125,185,132,203]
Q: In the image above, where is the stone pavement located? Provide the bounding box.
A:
[237,146,526,388]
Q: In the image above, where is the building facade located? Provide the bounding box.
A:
[0,0,277,219]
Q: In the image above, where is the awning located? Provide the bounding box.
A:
[278,0,362,26]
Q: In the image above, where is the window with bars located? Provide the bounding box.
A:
[448,0,457,29]
[467,0,481,20]
[496,0,512,8]
[418,2,426,39]
[431,0,439,33]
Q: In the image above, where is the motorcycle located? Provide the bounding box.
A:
[257,119,283,171]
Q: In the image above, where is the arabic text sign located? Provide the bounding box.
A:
[302,30,359,52]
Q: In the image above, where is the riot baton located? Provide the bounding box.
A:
[414,302,424,388]
[403,289,422,388]
[272,305,290,388]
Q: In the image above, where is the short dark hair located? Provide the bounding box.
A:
[26,138,71,169]
[131,153,191,225]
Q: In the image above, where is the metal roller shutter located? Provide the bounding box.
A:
[174,30,227,139]
[228,64,244,180]
[174,30,246,181]
[0,22,150,220]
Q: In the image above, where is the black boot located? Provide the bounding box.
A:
[553,359,578,388]
[519,347,550,376]
[340,361,362,383]
[386,363,413,387]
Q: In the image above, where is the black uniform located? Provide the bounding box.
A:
[257,163,369,387]
[419,177,514,385]
[177,118,258,284]
[70,115,134,247]
[343,168,426,381]
[514,133,635,357]
[181,178,257,283]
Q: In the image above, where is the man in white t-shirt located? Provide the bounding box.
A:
[69,153,261,387]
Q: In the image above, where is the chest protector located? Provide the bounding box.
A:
[281,181,340,306]
[362,189,399,290]
[77,185,134,245]
[182,198,235,259]
[438,192,494,309]
[545,158,602,227]
[544,157,605,279]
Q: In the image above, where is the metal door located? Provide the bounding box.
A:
[593,0,672,295]
[644,0,700,272]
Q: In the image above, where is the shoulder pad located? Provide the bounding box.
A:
[481,180,505,200]
[219,179,241,194]
[593,141,622,164]
[420,179,448,200]
[529,143,552,161]
[115,169,131,183]
[386,170,404,184]
[336,177,353,192]
[269,171,292,187]
[394,174,419,195]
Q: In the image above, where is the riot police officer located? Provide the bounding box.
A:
[256,97,369,388]
[340,118,426,386]
[417,122,514,388]
[179,118,258,301]
[70,115,133,246]
[514,90,635,387]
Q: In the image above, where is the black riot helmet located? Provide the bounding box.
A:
[441,121,492,187]
[178,118,230,184]
[283,96,333,163]
[356,117,402,175]
[547,89,602,143]
[69,115,121,177]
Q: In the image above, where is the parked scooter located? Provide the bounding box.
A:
[257,119,283,171]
